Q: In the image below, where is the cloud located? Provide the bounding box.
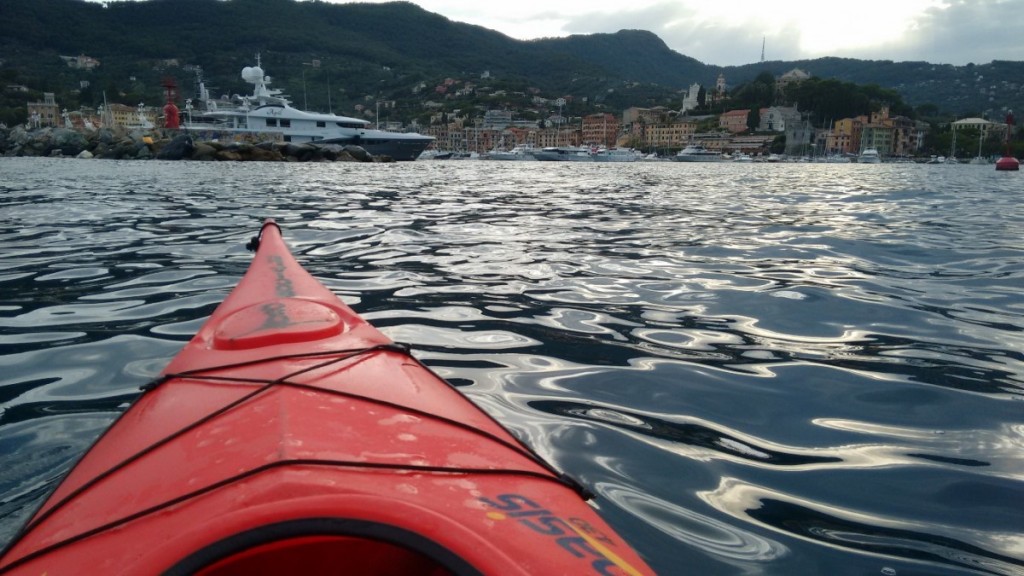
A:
[774,0,1024,65]
[554,0,1024,66]
[872,0,1024,64]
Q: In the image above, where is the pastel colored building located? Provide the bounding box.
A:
[581,113,620,147]
[643,120,697,149]
[719,109,750,133]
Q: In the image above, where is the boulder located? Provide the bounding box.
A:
[191,142,218,161]
[114,139,137,159]
[52,128,88,156]
[156,133,195,160]
[247,146,283,162]
[343,145,371,162]
[215,148,244,161]
[96,128,117,145]
[282,142,316,161]
[92,143,113,158]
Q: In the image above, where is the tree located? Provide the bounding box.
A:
[770,134,786,154]
[731,71,776,110]
[747,107,760,132]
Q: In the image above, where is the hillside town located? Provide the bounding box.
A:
[15,54,1015,162]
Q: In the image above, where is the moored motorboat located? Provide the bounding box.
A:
[486,144,537,161]
[0,221,654,576]
[673,144,724,162]
[532,146,595,162]
[592,148,639,162]
[858,148,881,163]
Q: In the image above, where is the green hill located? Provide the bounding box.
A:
[1,0,1021,127]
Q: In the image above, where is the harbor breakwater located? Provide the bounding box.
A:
[0,126,391,162]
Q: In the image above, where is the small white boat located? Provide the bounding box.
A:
[638,153,667,162]
[487,144,537,161]
[814,155,851,163]
[673,144,724,162]
[859,148,881,163]
[418,149,452,160]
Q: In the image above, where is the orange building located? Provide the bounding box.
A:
[581,113,619,147]
[719,109,750,133]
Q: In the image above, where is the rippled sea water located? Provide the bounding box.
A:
[1,157,1022,575]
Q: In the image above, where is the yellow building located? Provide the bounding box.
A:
[832,116,866,154]
[644,120,697,149]
[622,106,671,125]
[106,103,160,128]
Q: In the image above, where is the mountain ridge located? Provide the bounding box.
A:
[1,0,1022,121]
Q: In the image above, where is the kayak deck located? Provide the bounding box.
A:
[0,221,652,575]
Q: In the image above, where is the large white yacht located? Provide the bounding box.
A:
[182,59,433,161]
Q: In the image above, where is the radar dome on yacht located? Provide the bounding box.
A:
[241,66,264,83]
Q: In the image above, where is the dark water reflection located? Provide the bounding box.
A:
[1,157,1022,574]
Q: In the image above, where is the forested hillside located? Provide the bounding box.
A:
[1,0,1021,127]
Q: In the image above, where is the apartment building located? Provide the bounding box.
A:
[643,120,697,149]
[581,113,619,147]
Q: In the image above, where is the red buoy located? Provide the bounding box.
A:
[995,156,1019,171]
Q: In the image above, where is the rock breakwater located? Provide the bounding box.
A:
[0,126,393,162]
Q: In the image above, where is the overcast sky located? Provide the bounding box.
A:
[319,0,1024,67]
